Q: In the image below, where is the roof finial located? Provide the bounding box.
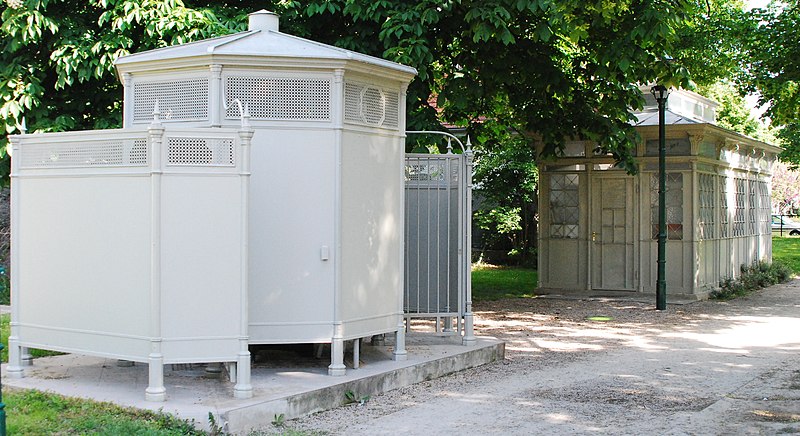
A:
[152,100,162,122]
[248,10,279,32]
[242,103,251,130]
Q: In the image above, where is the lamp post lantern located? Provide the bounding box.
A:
[651,85,670,310]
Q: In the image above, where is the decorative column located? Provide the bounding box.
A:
[234,106,254,399]
[462,139,476,346]
[209,65,223,127]
[122,73,133,128]
[6,135,23,379]
[145,103,166,401]
[329,69,347,375]
[393,82,409,361]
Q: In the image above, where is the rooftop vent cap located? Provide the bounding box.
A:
[249,10,279,32]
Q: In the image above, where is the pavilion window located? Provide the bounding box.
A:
[650,173,683,240]
[549,173,579,239]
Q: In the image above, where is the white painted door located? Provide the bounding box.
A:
[591,177,635,290]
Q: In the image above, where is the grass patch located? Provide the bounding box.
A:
[4,388,204,435]
[711,260,793,300]
[773,236,800,276]
[471,263,537,301]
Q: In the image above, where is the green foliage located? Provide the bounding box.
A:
[0,0,245,184]
[272,413,286,427]
[471,263,538,301]
[697,81,766,139]
[0,0,709,185]
[740,2,800,166]
[772,236,800,275]
[0,265,8,305]
[473,120,538,266]
[344,390,369,405]
[710,260,792,300]
[5,388,204,435]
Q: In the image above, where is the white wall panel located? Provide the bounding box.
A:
[16,177,151,351]
[160,175,243,342]
[339,131,403,337]
[247,129,336,342]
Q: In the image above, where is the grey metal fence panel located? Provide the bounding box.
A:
[404,154,461,316]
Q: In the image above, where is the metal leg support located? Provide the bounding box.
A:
[6,337,23,379]
[20,347,32,366]
[393,328,407,361]
[226,362,237,383]
[145,353,166,402]
[353,339,360,369]
[233,351,253,399]
[462,310,476,346]
[328,338,346,376]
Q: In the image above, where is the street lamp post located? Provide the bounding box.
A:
[651,85,670,311]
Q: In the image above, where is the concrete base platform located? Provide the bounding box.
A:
[2,336,504,434]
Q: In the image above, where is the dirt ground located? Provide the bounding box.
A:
[275,280,800,435]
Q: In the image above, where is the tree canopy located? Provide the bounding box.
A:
[741,1,800,166]
[1,0,797,183]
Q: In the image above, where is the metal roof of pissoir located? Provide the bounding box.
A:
[115,10,417,78]
[633,108,703,127]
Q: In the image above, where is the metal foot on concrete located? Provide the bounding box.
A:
[21,347,33,366]
[462,312,476,346]
[233,352,253,399]
[6,337,24,379]
[328,338,346,376]
[145,353,166,402]
[393,328,407,361]
[352,339,360,369]
[225,362,237,383]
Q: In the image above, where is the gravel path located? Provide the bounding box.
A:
[267,280,800,435]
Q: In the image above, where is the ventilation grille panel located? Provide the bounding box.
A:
[133,78,210,122]
[344,81,400,129]
[225,76,331,120]
[20,139,148,168]
[167,137,234,167]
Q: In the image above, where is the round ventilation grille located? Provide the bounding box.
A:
[360,86,386,126]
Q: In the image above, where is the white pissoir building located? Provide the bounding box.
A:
[7,10,419,401]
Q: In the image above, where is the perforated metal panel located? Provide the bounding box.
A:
[225,76,331,120]
[167,137,234,167]
[20,138,149,168]
[133,78,209,122]
[404,154,462,319]
[344,81,400,129]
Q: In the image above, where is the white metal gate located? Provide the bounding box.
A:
[404,132,474,344]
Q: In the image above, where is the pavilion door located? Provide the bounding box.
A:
[591,177,635,290]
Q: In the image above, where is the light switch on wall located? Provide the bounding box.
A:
[320,245,330,261]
